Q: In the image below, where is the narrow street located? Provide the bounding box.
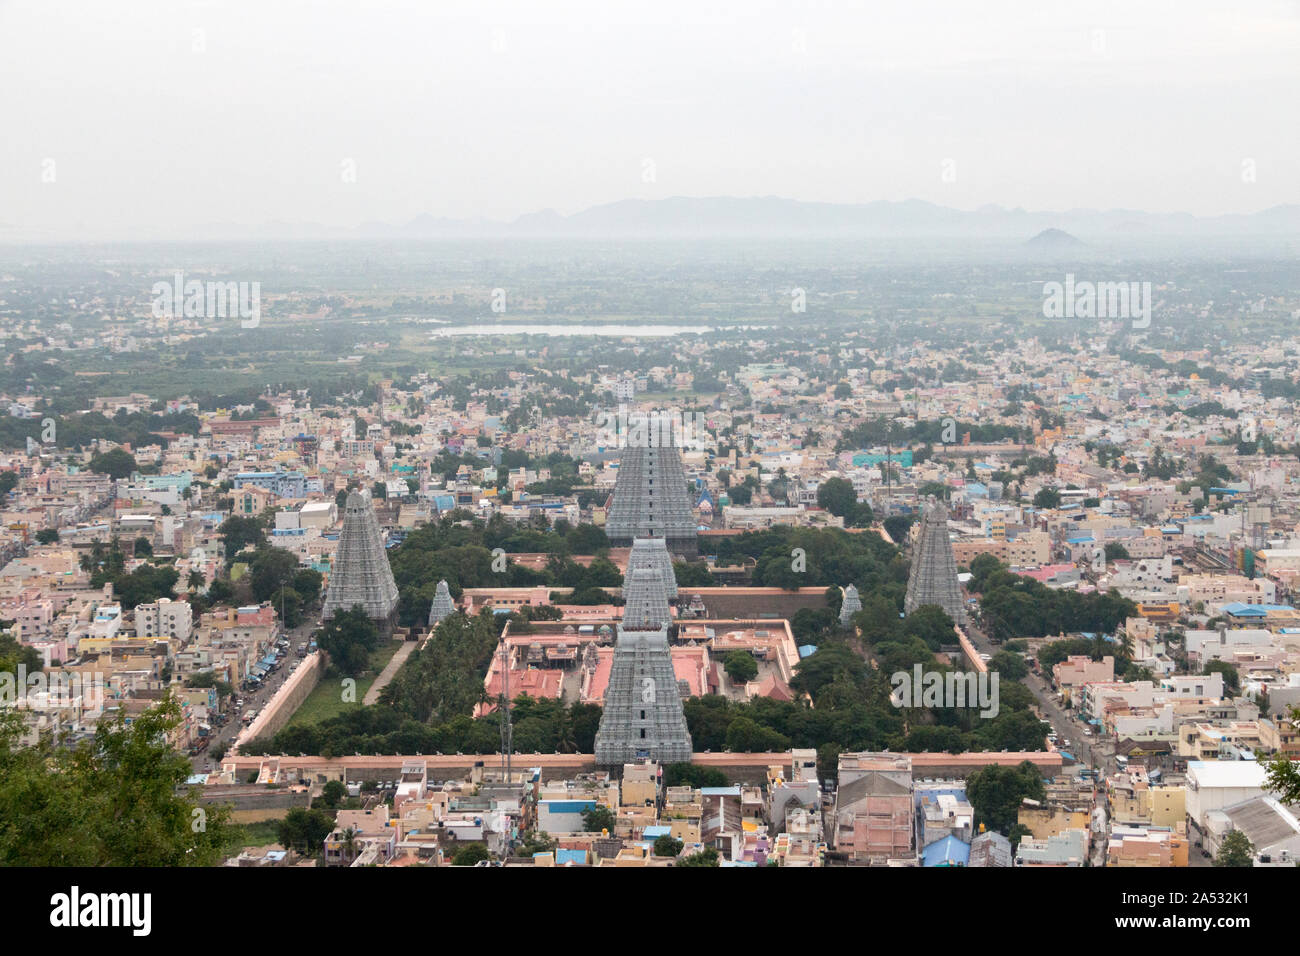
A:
[964,619,1114,775]
[188,617,319,774]
[964,618,1116,866]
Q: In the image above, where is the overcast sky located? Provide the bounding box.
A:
[2,0,1298,238]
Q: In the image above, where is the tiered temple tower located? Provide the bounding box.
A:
[321,491,399,627]
[904,498,967,626]
[627,536,678,599]
[594,564,692,766]
[620,564,673,631]
[606,411,697,557]
[428,579,455,627]
[839,583,863,627]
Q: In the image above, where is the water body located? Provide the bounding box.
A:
[429,322,769,338]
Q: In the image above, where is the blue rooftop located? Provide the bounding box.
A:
[922,835,971,867]
[540,799,596,814]
[1223,602,1293,617]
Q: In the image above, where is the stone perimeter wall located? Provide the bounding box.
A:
[234,652,324,752]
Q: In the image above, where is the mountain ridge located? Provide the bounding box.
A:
[170,196,1300,242]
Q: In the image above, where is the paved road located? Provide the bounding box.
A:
[188,617,319,774]
[965,617,1118,865]
[363,640,415,705]
[964,619,1113,774]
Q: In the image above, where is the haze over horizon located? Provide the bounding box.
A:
[3,0,1300,240]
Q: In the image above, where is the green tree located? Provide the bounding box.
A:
[1264,706,1300,806]
[901,604,956,650]
[673,561,713,587]
[581,804,616,833]
[0,630,44,676]
[989,650,1028,680]
[565,524,609,554]
[218,515,266,564]
[1032,487,1061,510]
[723,650,759,684]
[653,834,684,857]
[817,477,858,519]
[88,447,138,479]
[883,514,914,544]
[250,547,300,602]
[106,562,180,610]
[292,568,324,605]
[675,847,720,867]
[317,779,348,809]
[0,697,234,865]
[451,843,491,866]
[1214,829,1254,867]
[272,587,305,628]
[276,807,336,856]
[725,716,790,752]
[966,760,1046,835]
[316,606,380,677]
[1204,660,1240,693]
[516,830,557,856]
[185,670,234,699]
[664,762,729,788]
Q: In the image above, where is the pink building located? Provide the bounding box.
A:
[832,753,915,862]
[2,597,55,641]
[1052,655,1115,701]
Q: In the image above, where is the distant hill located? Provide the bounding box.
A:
[185,196,1300,242]
[1025,228,1085,249]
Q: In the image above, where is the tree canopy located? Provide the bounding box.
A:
[0,698,233,865]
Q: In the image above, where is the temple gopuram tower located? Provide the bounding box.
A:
[428,579,455,627]
[627,536,679,600]
[321,491,399,629]
[839,583,863,627]
[594,565,692,766]
[606,411,697,557]
[903,497,967,626]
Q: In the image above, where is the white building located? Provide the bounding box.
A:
[135,598,193,642]
[1184,761,1269,836]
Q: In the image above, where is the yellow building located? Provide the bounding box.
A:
[1259,717,1300,759]
[621,763,658,808]
[1150,786,1185,829]
[663,785,702,844]
[1018,799,1091,840]
[1135,602,1180,623]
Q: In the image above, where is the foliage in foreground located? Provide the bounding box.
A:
[0,697,233,866]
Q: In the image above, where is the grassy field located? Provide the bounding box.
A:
[283,640,402,729]
[225,819,284,851]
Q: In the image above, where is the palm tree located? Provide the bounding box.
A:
[554,708,577,754]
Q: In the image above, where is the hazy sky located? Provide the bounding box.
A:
[2,0,1298,238]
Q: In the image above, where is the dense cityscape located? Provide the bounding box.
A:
[7,0,1299,940]
[2,238,1299,880]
